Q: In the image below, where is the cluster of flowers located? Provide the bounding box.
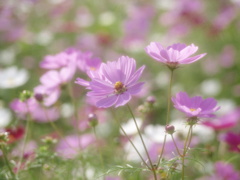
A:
[1,41,240,179]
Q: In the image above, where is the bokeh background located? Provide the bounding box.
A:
[0,0,240,179]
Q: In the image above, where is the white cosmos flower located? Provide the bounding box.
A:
[0,107,12,128]
[0,66,29,89]
[121,118,142,136]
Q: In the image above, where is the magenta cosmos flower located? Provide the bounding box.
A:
[145,42,206,69]
[76,56,145,108]
[172,92,220,118]
[221,132,240,153]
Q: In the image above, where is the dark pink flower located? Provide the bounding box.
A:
[172,92,220,118]
[203,108,240,130]
[145,43,206,69]
[221,132,240,153]
[76,56,145,108]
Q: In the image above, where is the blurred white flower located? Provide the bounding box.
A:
[0,107,11,128]
[124,135,150,162]
[121,118,142,136]
[171,119,214,143]
[99,12,116,26]
[0,66,29,89]
[200,79,221,96]
[61,103,74,118]
[35,31,53,45]
[144,124,168,143]
[217,99,236,115]
[0,47,16,65]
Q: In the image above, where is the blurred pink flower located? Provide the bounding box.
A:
[219,45,235,68]
[122,5,154,48]
[10,98,59,122]
[221,132,240,153]
[56,134,95,159]
[34,63,75,106]
[198,161,240,180]
[40,48,78,70]
[172,92,220,118]
[145,43,206,69]
[203,108,240,130]
[76,56,145,108]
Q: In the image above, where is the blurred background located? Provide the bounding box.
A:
[0,0,240,179]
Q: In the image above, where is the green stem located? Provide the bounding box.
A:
[166,69,174,125]
[171,135,182,157]
[18,103,31,175]
[157,69,174,166]
[181,125,193,180]
[127,104,157,180]
[93,127,105,171]
[0,145,16,179]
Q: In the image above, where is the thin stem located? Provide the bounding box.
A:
[157,69,174,167]
[18,103,31,175]
[181,125,193,180]
[0,145,16,179]
[127,104,157,180]
[157,134,166,166]
[166,69,174,125]
[115,117,151,169]
[93,127,105,171]
[171,135,182,157]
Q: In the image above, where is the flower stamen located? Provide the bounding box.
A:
[114,81,127,94]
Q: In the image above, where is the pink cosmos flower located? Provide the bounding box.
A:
[34,65,75,106]
[40,48,78,70]
[75,56,145,108]
[172,92,220,118]
[203,108,240,130]
[56,134,95,159]
[10,98,59,122]
[77,51,102,73]
[198,161,240,180]
[221,132,240,153]
[145,43,206,69]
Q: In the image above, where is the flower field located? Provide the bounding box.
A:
[0,0,240,179]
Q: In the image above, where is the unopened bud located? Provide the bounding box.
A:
[88,113,98,127]
[165,125,175,134]
[20,90,33,102]
[34,93,44,102]
[187,117,198,126]
[42,136,57,145]
[146,96,156,104]
[0,132,9,145]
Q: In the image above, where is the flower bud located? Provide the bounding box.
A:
[146,96,156,104]
[165,124,175,134]
[20,90,33,102]
[41,136,57,145]
[34,93,44,102]
[187,117,198,126]
[88,113,98,127]
[0,132,9,145]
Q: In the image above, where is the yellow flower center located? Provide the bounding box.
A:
[89,67,96,71]
[114,81,126,94]
[190,108,196,112]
